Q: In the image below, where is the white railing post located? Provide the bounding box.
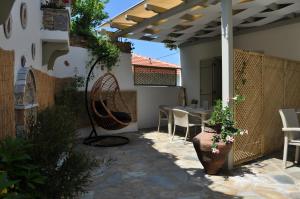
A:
[221,0,234,169]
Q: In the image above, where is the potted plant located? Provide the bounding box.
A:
[192,96,247,175]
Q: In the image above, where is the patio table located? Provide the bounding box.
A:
[159,105,212,136]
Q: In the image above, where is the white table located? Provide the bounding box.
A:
[159,105,212,135]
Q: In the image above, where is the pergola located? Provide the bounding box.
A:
[102,0,300,45]
[102,0,300,168]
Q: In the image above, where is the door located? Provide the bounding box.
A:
[212,58,222,104]
[200,62,213,107]
[200,58,222,108]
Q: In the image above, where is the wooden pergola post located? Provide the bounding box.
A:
[221,0,234,169]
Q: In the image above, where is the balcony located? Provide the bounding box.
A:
[0,0,15,25]
[41,7,70,70]
[42,8,70,31]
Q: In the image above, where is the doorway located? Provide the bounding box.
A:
[200,57,222,108]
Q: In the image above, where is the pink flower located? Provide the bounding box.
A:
[212,148,220,154]
[226,135,234,143]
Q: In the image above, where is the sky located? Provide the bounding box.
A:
[103,0,181,65]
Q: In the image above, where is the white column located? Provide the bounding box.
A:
[221,0,234,169]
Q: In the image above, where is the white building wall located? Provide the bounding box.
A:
[136,87,179,129]
[180,22,300,103]
[0,0,48,80]
[54,47,138,132]
[180,41,221,103]
[0,1,180,132]
[233,22,300,61]
[54,46,180,131]
[53,47,134,91]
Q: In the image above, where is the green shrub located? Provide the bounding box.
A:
[55,77,85,126]
[27,106,97,198]
[0,138,45,198]
[0,105,96,198]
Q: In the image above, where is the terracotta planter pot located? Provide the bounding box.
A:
[192,131,232,175]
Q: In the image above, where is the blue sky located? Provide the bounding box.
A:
[103,0,180,65]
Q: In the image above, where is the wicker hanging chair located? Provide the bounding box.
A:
[90,72,132,130]
[83,57,130,147]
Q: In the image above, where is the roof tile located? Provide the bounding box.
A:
[132,54,180,68]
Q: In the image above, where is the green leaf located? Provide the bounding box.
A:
[0,172,19,190]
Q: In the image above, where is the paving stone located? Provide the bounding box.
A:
[254,186,289,199]
[288,171,300,181]
[237,191,265,199]
[272,175,295,184]
[242,195,264,199]
[80,191,94,199]
[147,175,177,189]
[177,194,202,199]
[123,171,147,179]
[288,192,300,199]
[76,130,300,199]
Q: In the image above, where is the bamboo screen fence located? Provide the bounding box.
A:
[0,48,15,139]
[233,49,300,165]
[33,69,57,110]
[0,50,137,139]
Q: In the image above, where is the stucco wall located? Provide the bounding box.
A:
[54,46,180,130]
[54,47,138,132]
[136,87,179,129]
[180,22,300,103]
[0,1,75,139]
[0,0,48,79]
[180,41,221,103]
[233,22,300,61]
[53,47,134,91]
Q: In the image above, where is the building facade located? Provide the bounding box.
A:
[0,0,71,138]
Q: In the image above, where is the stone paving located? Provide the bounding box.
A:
[79,129,300,199]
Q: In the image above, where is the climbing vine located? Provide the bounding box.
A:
[71,0,120,70]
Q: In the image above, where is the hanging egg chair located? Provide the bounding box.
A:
[83,58,130,147]
[90,72,132,130]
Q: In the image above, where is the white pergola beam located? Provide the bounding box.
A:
[125,15,145,23]
[112,0,203,38]
[145,4,168,14]
[110,22,131,30]
[221,0,234,170]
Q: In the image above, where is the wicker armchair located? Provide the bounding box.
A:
[279,109,300,168]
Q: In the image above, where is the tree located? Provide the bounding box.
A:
[71,0,120,70]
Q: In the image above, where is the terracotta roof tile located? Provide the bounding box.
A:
[132,54,180,68]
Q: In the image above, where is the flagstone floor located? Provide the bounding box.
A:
[79,129,300,199]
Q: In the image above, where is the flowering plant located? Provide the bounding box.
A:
[208,96,247,153]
